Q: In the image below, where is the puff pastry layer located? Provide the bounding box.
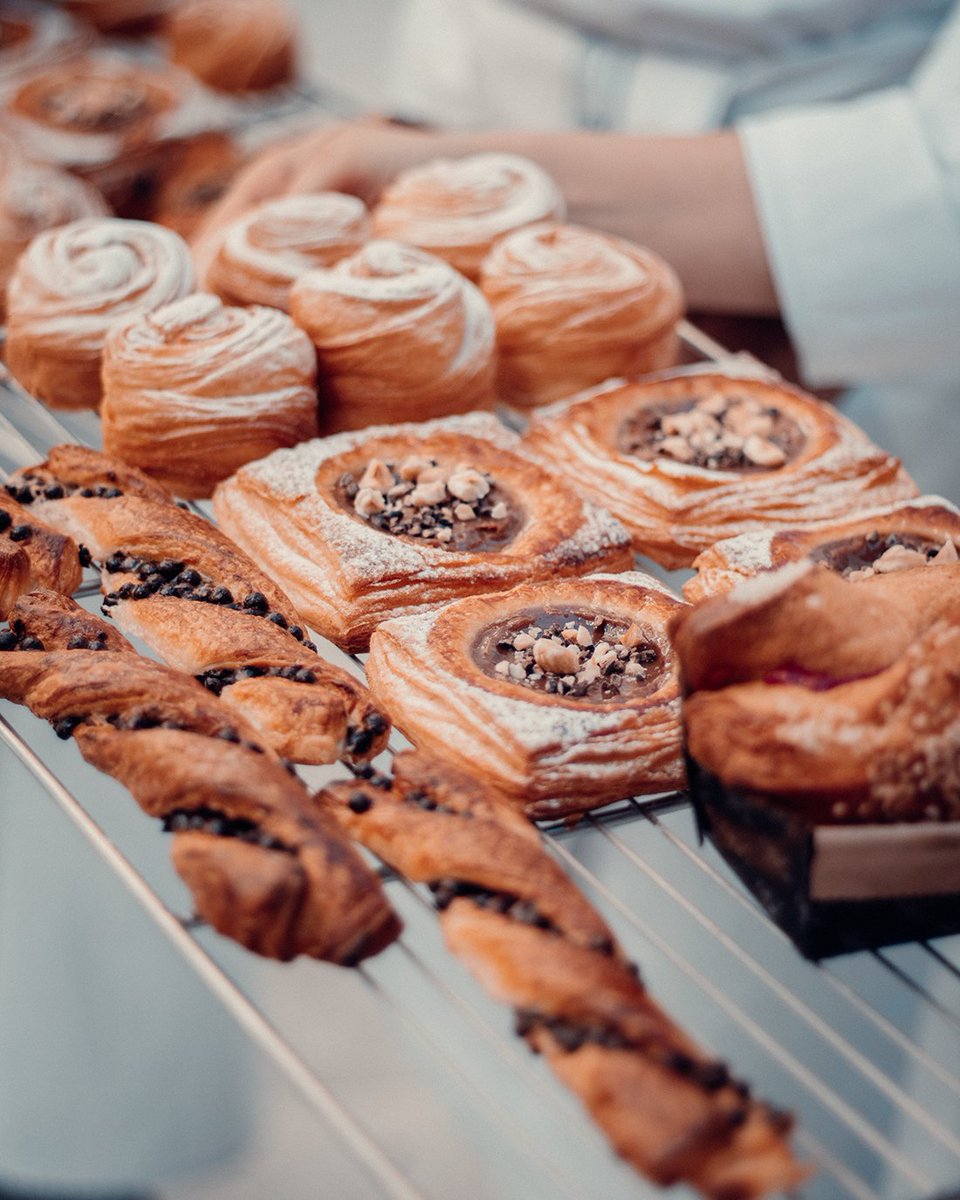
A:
[5,217,195,409]
[0,488,82,619]
[525,368,918,568]
[323,752,806,1198]
[366,572,685,818]
[372,153,565,281]
[212,413,633,653]
[9,446,389,764]
[685,495,960,602]
[0,590,400,963]
[101,293,318,498]
[480,221,683,409]
[289,239,496,432]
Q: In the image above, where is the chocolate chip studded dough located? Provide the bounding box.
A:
[525,369,918,568]
[212,412,634,653]
[7,446,390,764]
[322,752,808,1198]
[0,486,82,619]
[366,571,686,819]
[0,591,400,964]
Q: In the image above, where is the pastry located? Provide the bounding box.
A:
[0,52,219,215]
[64,0,173,33]
[0,137,109,322]
[366,572,685,818]
[0,589,401,964]
[371,152,565,281]
[480,221,684,409]
[8,446,390,764]
[0,489,83,619]
[101,293,319,498]
[672,561,960,955]
[5,216,195,410]
[204,192,369,312]
[684,495,960,601]
[166,0,296,92]
[525,368,918,568]
[149,130,244,240]
[289,239,496,432]
[0,1,91,89]
[322,751,807,1198]
[212,412,634,653]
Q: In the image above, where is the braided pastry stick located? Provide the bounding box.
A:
[0,590,400,964]
[322,752,807,1199]
[7,446,390,763]
[0,487,82,619]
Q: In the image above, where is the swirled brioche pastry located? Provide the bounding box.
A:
[480,222,684,409]
[366,572,685,818]
[372,153,565,281]
[0,2,90,88]
[322,752,807,1198]
[150,130,243,239]
[0,491,82,619]
[101,294,318,498]
[5,217,195,409]
[525,369,918,568]
[212,412,633,652]
[166,0,296,92]
[0,590,401,964]
[685,496,960,602]
[204,193,369,312]
[0,140,109,322]
[8,446,390,764]
[289,239,495,431]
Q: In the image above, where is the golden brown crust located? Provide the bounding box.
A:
[9,448,390,763]
[322,751,806,1198]
[212,413,633,652]
[366,571,685,817]
[480,221,683,409]
[101,293,319,498]
[0,492,82,618]
[0,593,400,963]
[525,369,918,568]
[166,0,296,92]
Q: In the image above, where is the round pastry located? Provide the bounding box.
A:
[525,368,918,568]
[685,496,960,602]
[63,0,172,33]
[480,221,684,409]
[204,192,369,312]
[166,0,296,92]
[289,239,496,432]
[1,53,213,215]
[212,411,633,652]
[0,139,109,322]
[5,217,195,410]
[371,153,565,281]
[366,571,686,818]
[0,1,91,89]
[149,130,244,240]
[101,293,318,498]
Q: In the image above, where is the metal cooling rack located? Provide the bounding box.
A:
[1,324,959,1200]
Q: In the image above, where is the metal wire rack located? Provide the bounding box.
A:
[1,321,958,1200]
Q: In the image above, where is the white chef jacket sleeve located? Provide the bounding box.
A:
[737,5,960,388]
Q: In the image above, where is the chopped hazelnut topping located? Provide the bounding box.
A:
[872,543,929,573]
[358,458,393,492]
[448,468,491,502]
[417,465,448,485]
[490,501,509,520]
[398,455,431,481]
[743,435,787,467]
[410,480,448,507]
[454,503,476,521]
[513,633,535,650]
[933,538,959,564]
[659,435,695,463]
[354,487,385,518]
[533,638,580,675]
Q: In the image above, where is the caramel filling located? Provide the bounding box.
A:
[618,389,803,472]
[337,456,522,552]
[39,78,152,131]
[810,531,958,579]
[474,608,663,702]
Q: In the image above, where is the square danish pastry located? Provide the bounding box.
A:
[212,413,633,652]
[525,367,918,568]
[365,571,686,819]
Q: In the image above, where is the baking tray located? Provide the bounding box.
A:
[2,315,959,1200]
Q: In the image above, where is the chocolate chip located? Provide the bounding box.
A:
[289,625,304,641]
[347,792,373,814]
[179,568,201,587]
[0,511,10,533]
[345,727,373,755]
[44,483,64,500]
[79,488,95,498]
[77,544,93,568]
[19,636,43,650]
[210,586,233,605]
[53,714,84,739]
[266,611,288,629]
[693,1062,730,1091]
[9,524,31,542]
[364,712,388,734]
[0,630,19,651]
[67,636,88,650]
[242,591,268,614]
[132,583,154,600]
[102,487,122,499]
[157,559,184,579]
[217,728,241,743]
[293,667,316,684]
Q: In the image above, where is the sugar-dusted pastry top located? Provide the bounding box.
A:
[101,293,318,498]
[212,411,633,652]
[323,751,807,1199]
[673,561,960,824]
[685,495,960,601]
[366,571,686,817]
[204,192,369,311]
[166,0,296,92]
[290,238,496,432]
[372,153,565,280]
[481,221,683,408]
[525,368,918,568]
